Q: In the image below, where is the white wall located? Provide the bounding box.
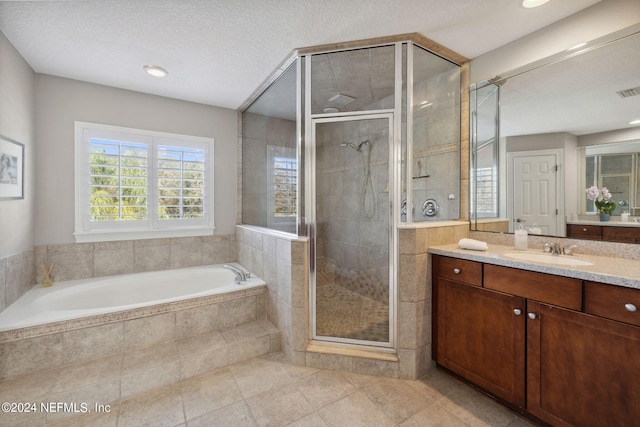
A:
[0,31,35,259]
[34,75,238,245]
[470,0,640,83]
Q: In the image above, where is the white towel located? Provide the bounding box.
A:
[458,238,488,251]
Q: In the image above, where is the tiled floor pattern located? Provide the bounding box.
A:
[43,352,537,427]
[315,282,389,342]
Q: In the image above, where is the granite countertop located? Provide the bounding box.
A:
[429,243,640,290]
[567,220,640,227]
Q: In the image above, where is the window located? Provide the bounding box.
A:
[75,122,214,242]
[474,166,498,218]
[267,145,297,230]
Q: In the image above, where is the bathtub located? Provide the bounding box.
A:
[0,263,265,333]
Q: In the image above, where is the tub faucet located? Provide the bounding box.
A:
[224,264,247,283]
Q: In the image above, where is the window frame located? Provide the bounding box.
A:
[74,121,214,242]
[266,145,297,229]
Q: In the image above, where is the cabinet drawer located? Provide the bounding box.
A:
[602,226,640,243]
[433,255,482,287]
[567,224,602,240]
[484,264,582,310]
[585,281,640,327]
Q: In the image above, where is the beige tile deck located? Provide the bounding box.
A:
[39,352,537,427]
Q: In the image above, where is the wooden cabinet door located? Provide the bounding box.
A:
[527,301,640,426]
[436,278,526,407]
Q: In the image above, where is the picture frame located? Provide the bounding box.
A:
[0,134,24,200]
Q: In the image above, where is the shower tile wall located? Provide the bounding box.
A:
[411,59,461,222]
[316,119,389,305]
[235,225,308,365]
[242,112,296,231]
[236,222,470,380]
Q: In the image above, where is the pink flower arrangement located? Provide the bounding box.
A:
[585,186,615,215]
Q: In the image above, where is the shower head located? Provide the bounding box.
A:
[357,140,370,150]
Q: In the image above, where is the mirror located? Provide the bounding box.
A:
[471,24,640,238]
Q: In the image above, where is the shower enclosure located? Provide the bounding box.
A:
[242,37,462,351]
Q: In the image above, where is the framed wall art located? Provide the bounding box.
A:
[0,134,24,200]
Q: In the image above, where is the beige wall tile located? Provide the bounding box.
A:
[0,333,63,379]
[124,313,176,351]
[47,243,94,281]
[175,303,220,339]
[63,322,125,365]
[94,241,135,277]
[218,296,256,328]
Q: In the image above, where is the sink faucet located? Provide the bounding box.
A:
[546,242,562,254]
[224,264,248,283]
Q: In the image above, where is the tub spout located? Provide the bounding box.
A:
[224,264,246,282]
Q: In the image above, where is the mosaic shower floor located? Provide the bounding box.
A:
[316,282,389,342]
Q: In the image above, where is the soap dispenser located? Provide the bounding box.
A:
[514,225,528,250]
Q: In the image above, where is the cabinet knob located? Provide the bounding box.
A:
[528,312,537,320]
[583,228,588,232]
[513,309,522,316]
[453,268,461,274]
[625,303,637,312]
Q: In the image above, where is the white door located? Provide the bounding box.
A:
[510,153,560,235]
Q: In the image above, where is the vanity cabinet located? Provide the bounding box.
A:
[433,261,526,407]
[527,300,640,426]
[566,224,602,240]
[433,254,640,426]
[566,223,640,243]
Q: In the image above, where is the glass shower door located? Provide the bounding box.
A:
[312,114,393,346]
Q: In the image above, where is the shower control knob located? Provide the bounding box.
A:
[453,268,461,274]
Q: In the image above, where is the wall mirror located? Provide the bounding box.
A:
[470,24,640,239]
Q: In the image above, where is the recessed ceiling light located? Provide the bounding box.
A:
[630,119,640,125]
[143,65,168,77]
[522,0,550,8]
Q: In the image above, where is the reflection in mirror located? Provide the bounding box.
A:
[471,25,640,239]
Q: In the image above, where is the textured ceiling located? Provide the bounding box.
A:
[0,0,600,109]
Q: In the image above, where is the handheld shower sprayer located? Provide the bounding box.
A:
[339,140,370,152]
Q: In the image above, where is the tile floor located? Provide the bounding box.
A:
[46,352,537,427]
[315,282,389,342]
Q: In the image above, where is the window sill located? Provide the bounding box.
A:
[74,227,215,243]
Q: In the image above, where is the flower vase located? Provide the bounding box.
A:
[599,213,610,221]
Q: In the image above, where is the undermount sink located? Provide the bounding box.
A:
[502,251,593,266]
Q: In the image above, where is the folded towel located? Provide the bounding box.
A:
[458,238,488,251]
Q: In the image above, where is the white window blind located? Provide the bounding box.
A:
[474,166,498,218]
[267,146,297,228]
[75,122,214,242]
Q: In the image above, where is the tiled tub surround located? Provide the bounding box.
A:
[0,234,236,317]
[0,248,36,313]
[0,263,265,333]
[236,221,469,380]
[34,234,236,286]
[0,281,271,377]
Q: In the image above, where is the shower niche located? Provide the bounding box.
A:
[242,36,464,351]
